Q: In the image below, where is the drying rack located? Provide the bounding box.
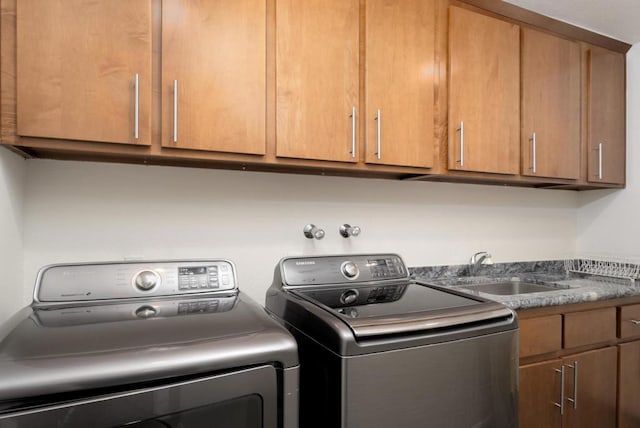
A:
[564,258,640,285]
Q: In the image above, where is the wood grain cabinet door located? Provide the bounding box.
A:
[521,29,581,180]
[587,46,626,185]
[162,0,266,154]
[17,0,152,146]
[365,0,435,168]
[448,6,520,175]
[519,359,563,428]
[276,0,359,162]
[618,341,640,428]
[563,347,617,428]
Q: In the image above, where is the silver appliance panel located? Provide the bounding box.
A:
[280,254,408,287]
[35,260,237,303]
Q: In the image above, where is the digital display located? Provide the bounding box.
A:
[179,266,207,275]
[368,259,387,267]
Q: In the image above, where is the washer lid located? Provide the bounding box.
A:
[0,293,298,405]
[294,281,513,338]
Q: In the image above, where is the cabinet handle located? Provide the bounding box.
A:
[350,106,356,158]
[134,74,139,140]
[375,109,381,160]
[530,132,537,174]
[173,80,178,144]
[629,319,640,325]
[457,122,464,167]
[597,143,603,180]
[554,366,565,416]
[566,361,578,409]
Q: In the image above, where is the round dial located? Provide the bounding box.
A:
[134,270,160,291]
[341,261,359,279]
[340,289,359,305]
[135,305,158,319]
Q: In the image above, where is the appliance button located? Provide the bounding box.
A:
[222,275,230,285]
[341,261,359,279]
[340,289,359,305]
[134,270,160,291]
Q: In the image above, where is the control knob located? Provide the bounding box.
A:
[134,270,160,291]
[135,305,158,318]
[341,261,359,279]
[340,289,359,305]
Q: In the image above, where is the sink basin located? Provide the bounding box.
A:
[460,281,568,296]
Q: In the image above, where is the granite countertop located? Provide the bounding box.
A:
[410,260,640,310]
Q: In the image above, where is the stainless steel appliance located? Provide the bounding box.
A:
[0,260,299,428]
[266,254,518,428]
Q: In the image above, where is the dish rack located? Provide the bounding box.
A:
[564,258,640,284]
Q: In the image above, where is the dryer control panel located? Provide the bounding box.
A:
[281,254,409,287]
[35,260,238,303]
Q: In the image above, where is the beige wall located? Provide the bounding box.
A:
[0,148,26,323]
[22,159,578,305]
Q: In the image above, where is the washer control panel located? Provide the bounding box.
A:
[35,260,237,303]
[281,254,408,286]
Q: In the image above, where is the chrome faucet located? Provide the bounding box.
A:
[469,251,493,276]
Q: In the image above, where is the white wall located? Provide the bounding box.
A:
[0,148,26,323]
[23,159,578,304]
[577,43,640,259]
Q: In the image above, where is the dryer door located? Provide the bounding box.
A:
[0,365,279,428]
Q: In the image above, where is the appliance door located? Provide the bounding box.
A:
[0,365,278,428]
[343,330,518,428]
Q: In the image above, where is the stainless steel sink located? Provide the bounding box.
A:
[460,281,569,295]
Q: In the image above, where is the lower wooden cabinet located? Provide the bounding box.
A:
[519,359,563,428]
[618,341,640,428]
[520,347,617,428]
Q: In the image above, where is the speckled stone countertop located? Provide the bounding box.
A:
[410,260,640,310]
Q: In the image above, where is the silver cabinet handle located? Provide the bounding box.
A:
[375,109,381,160]
[566,361,578,409]
[629,319,640,325]
[134,74,139,140]
[457,122,464,167]
[554,366,565,416]
[597,143,603,180]
[530,132,537,173]
[173,80,179,144]
[350,106,356,158]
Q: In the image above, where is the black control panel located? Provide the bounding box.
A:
[367,257,405,278]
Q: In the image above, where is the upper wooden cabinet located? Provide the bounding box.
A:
[521,29,581,180]
[161,0,265,155]
[276,0,359,162]
[16,0,152,146]
[448,6,520,175]
[587,46,626,185]
[365,0,436,168]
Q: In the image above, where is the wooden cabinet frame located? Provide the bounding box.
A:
[0,0,630,189]
[518,296,640,428]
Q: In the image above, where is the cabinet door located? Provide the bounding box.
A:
[365,0,435,168]
[618,341,640,428]
[17,0,152,145]
[448,7,519,174]
[563,347,617,428]
[276,0,359,162]
[519,359,563,428]
[522,29,580,179]
[588,46,626,185]
[162,0,265,154]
